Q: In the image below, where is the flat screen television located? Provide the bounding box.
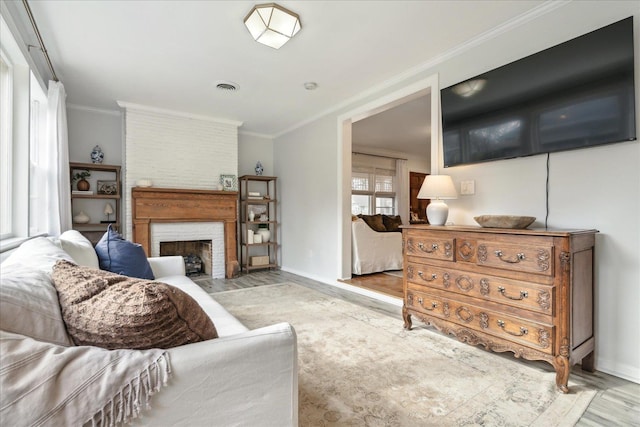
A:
[441,17,636,168]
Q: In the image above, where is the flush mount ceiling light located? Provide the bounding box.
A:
[451,79,487,97]
[244,3,301,49]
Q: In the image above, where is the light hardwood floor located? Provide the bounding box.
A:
[194,270,639,426]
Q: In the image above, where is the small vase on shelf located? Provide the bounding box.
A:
[257,228,271,243]
[73,211,90,224]
[90,145,104,164]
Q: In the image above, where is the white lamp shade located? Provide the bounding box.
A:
[417,175,457,226]
[244,3,301,49]
[417,175,458,200]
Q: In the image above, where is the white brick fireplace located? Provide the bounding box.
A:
[151,222,225,278]
[120,103,241,236]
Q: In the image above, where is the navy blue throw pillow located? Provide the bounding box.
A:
[95,225,155,280]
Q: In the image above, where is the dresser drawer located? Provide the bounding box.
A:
[477,240,554,276]
[406,262,554,315]
[405,231,454,261]
[406,290,555,353]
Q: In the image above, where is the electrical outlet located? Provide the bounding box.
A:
[460,180,475,195]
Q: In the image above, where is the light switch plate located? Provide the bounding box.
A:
[460,180,475,195]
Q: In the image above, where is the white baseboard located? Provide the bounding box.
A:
[594,357,640,385]
[279,267,402,307]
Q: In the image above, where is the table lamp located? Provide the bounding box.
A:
[417,175,458,225]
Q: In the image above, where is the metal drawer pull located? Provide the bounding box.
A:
[497,286,528,300]
[494,250,526,263]
[418,242,439,253]
[418,271,437,281]
[497,320,528,336]
[418,298,437,310]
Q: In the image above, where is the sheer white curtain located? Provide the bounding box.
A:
[32,80,71,235]
[396,159,409,225]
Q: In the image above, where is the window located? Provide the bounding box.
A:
[0,14,46,247]
[351,168,396,215]
[0,52,12,238]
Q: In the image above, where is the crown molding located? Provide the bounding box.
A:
[67,103,121,116]
[238,129,274,140]
[274,0,570,139]
[116,101,244,127]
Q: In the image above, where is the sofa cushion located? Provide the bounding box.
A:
[94,225,154,280]
[358,214,386,232]
[58,230,100,268]
[382,214,403,232]
[51,260,218,350]
[0,263,73,346]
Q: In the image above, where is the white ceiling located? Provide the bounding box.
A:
[11,1,547,141]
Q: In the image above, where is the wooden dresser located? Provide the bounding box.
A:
[402,225,597,393]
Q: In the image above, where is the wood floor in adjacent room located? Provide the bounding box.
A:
[194,270,639,426]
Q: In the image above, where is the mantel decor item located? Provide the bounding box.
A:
[474,215,536,229]
[90,145,104,164]
[255,161,264,176]
[220,174,238,191]
[97,180,118,195]
[417,175,458,226]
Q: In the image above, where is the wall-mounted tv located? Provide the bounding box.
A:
[441,17,636,168]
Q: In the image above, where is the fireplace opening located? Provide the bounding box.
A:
[160,240,212,277]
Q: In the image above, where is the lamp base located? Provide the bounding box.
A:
[426,200,449,226]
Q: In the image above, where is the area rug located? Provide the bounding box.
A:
[213,283,595,426]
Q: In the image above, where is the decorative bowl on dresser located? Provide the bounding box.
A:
[401,224,598,393]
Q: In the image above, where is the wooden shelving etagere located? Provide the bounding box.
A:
[239,175,278,272]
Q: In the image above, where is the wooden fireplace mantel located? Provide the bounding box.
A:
[131,187,239,278]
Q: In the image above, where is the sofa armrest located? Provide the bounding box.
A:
[147,256,185,278]
[131,322,298,426]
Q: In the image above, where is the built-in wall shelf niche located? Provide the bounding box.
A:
[69,162,121,245]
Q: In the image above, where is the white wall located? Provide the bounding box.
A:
[67,105,122,165]
[238,132,274,177]
[275,115,338,281]
[275,1,640,383]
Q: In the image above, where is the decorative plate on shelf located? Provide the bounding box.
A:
[474,215,536,229]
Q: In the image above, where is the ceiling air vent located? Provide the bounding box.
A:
[215,81,239,92]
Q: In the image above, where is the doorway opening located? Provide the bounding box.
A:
[337,74,442,299]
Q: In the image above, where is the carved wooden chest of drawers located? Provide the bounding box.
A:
[401,225,597,392]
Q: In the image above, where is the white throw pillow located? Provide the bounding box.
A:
[0,263,73,346]
[2,237,74,273]
[58,230,99,268]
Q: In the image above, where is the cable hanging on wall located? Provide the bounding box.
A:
[22,0,58,82]
[545,152,550,229]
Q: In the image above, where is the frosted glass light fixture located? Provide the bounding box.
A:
[417,175,458,226]
[244,3,301,49]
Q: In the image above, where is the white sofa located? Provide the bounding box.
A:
[351,218,403,275]
[0,231,298,426]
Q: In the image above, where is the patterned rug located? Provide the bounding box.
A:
[212,283,595,426]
